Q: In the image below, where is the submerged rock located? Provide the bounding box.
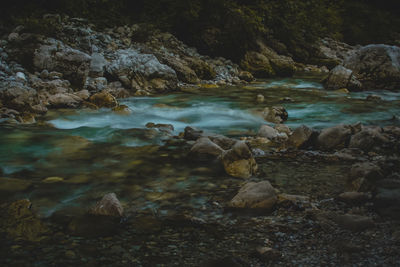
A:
[89,193,124,217]
[229,181,277,209]
[0,199,49,241]
[221,141,258,178]
[287,125,314,149]
[348,162,383,192]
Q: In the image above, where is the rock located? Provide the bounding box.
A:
[89,52,107,77]
[344,44,400,90]
[374,179,400,219]
[229,181,277,209]
[221,141,257,178]
[48,93,83,108]
[207,134,237,150]
[315,124,352,151]
[240,51,274,78]
[255,247,281,260]
[366,95,382,101]
[184,126,204,141]
[238,71,254,82]
[89,91,118,108]
[86,77,108,92]
[89,193,124,217]
[257,125,279,140]
[0,199,49,241]
[323,65,361,91]
[348,162,383,191]
[15,72,26,83]
[189,137,224,161]
[338,192,369,204]
[256,94,265,104]
[331,213,374,232]
[159,56,198,83]
[0,82,40,112]
[185,57,216,80]
[74,89,90,100]
[349,127,389,152]
[105,49,177,91]
[33,39,91,88]
[287,125,314,149]
[112,105,131,115]
[262,106,288,124]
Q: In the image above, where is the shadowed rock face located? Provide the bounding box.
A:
[344,45,400,91]
[229,181,277,209]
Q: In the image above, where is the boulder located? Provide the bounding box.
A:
[315,124,352,151]
[330,213,374,232]
[33,39,91,88]
[189,137,224,161]
[348,162,383,191]
[257,125,279,140]
[287,125,314,149]
[349,127,389,152]
[221,141,258,178]
[240,51,274,78]
[89,52,107,77]
[238,71,254,82]
[89,91,118,108]
[374,179,400,219]
[105,49,177,91]
[323,65,361,91]
[89,193,124,217]
[0,82,40,112]
[338,192,369,204]
[47,93,83,108]
[344,44,400,90]
[262,106,288,124]
[229,181,277,209]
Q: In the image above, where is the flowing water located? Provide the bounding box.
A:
[1,76,400,220]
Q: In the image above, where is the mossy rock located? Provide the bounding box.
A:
[0,199,49,241]
[240,51,275,78]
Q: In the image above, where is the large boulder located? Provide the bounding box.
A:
[240,51,274,78]
[33,38,91,89]
[221,141,258,178]
[89,91,118,108]
[344,45,400,90]
[105,49,177,92]
[348,162,383,191]
[315,124,353,151]
[229,181,277,210]
[349,126,389,152]
[323,65,361,91]
[47,93,83,108]
[0,81,41,113]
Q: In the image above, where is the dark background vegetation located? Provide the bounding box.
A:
[1,0,399,63]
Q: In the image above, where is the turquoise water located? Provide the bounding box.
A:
[0,77,399,217]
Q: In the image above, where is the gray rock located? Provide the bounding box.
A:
[344,44,400,90]
[348,162,383,191]
[184,126,204,141]
[257,125,279,140]
[287,125,314,149]
[323,65,361,91]
[229,181,277,209]
[349,127,389,152]
[316,124,352,151]
[189,137,224,161]
[33,38,91,88]
[90,53,107,77]
[0,82,40,112]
